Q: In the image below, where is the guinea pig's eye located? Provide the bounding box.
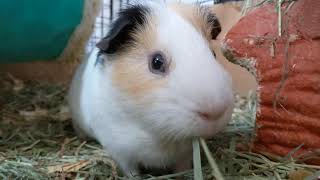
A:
[148,53,167,75]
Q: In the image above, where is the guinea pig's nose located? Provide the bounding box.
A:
[197,112,211,121]
[196,108,227,121]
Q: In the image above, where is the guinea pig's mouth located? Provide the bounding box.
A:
[191,109,231,138]
[196,111,213,121]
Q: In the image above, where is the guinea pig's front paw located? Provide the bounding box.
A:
[172,158,192,180]
[117,160,140,178]
[175,158,192,173]
[174,157,192,178]
[124,170,140,179]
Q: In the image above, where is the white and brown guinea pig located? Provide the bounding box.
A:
[68,0,234,177]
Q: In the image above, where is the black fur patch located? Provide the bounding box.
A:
[96,5,150,54]
[214,0,243,3]
[206,12,221,40]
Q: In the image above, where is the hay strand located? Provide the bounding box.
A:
[193,138,204,180]
[200,138,224,180]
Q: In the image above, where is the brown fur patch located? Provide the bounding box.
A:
[168,3,216,42]
[111,16,172,99]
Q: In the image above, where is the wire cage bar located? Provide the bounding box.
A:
[86,0,126,52]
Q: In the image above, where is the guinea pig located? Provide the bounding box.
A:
[68,0,234,177]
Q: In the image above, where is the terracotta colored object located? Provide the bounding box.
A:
[222,0,320,164]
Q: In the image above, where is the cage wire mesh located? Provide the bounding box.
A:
[86,0,125,52]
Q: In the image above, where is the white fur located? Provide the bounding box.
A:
[68,1,234,177]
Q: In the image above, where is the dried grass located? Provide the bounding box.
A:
[0,73,319,180]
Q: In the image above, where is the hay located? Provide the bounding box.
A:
[0,73,319,180]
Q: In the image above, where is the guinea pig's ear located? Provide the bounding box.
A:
[96,5,149,54]
[206,12,221,40]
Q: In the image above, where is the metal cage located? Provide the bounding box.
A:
[87,0,128,52]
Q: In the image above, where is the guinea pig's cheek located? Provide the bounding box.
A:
[111,59,168,99]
